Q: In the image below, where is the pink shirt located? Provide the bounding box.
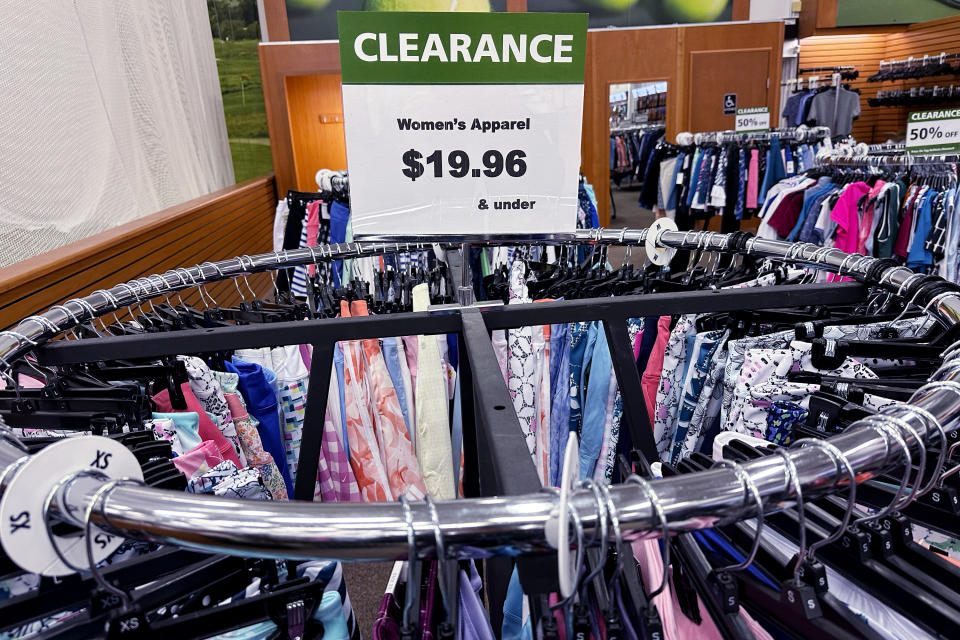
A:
[154,383,242,468]
[642,316,673,424]
[828,182,871,282]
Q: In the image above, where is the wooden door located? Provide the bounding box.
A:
[688,49,771,133]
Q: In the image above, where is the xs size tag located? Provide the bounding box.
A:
[0,437,142,576]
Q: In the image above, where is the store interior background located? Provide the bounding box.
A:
[1,0,960,628]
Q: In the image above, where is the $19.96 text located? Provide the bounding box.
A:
[401,149,527,181]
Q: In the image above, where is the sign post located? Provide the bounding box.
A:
[338,12,587,238]
[906,109,960,155]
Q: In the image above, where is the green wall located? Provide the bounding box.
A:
[838,0,960,26]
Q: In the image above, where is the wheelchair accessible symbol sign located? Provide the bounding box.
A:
[723,93,737,115]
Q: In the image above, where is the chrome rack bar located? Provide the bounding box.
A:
[1,346,959,564]
[2,228,958,372]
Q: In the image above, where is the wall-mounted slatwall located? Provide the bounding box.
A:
[0,176,278,331]
[798,16,960,144]
[796,31,898,142]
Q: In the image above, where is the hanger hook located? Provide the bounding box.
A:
[795,439,856,560]
[398,495,422,634]
[425,495,458,634]
[895,402,947,498]
[596,482,625,598]
[42,469,109,575]
[543,485,586,607]
[198,264,221,307]
[711,460,764,572]
[575,478,609,592]
[868,411,927,510]
[624,474,671,599]
[853,419,914,525]
[774,449,807,583]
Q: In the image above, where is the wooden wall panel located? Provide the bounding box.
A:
[583,21,783,225]
[798,16,960,144]
[260,42,342,198]
[676,21,784,136]
[796,33,894,142]
[582,27,679,229]
[688,49,772,132]
[0,177,278,330]
[285,74,348,191]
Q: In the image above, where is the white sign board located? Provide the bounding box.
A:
[906,108,960,155]
[339,12,587,238]
[735,107,770,133]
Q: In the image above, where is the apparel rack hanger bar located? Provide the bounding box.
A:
[879,53,960,67]
[687,126,832,146]
[815,149,960,166]
[610,123,666,134]
[797,65,856,73]
[3,230,960,570]
[0,225,949,367]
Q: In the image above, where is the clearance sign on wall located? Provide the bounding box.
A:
[338,12,587,238]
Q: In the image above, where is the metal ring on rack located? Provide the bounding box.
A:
[895,272,925,299]
[795,439,857,560]
[114,282,140,311]
[575,478,609,589]
[711,459,764,572]
[774,449,807,582]
[70,299,105,334]
[596,481,625,597]
[0,331,37,348]
[836,253,860,279]
[922,291,960,325]
[83,479,143,608]
[624,474,670,598]
[19,315,61,339]
[894,403,948,497]
[853,420,914,525]
[870,411,927,508]
[48,304,81,339]
[42,469,108,574]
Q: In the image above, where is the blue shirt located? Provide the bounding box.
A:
[226,358,294,497]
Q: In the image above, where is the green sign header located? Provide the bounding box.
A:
[338,11,587,85]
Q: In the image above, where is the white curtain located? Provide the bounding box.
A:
[0,0,234,267]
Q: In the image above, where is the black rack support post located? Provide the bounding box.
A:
[458,307,559,636]
[602,316,659,463]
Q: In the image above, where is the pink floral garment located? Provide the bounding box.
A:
[350,300,427,500]
[223,392,288,501]
[339,301,394,502]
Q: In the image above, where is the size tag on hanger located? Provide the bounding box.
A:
[0,437,143,576]
[339,12,587,238]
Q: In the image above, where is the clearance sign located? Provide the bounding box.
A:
[338,12,587,238]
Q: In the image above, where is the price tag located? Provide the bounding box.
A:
[906,109,960,154]
[338,11,587,238]
[735,107,770,133]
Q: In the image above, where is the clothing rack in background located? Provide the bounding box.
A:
[797,65,858,75]
[683,125,831,147]
[869,53,960,82]
[610,122,665,135]
[815,146,960,167]
[869,84,960,108]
